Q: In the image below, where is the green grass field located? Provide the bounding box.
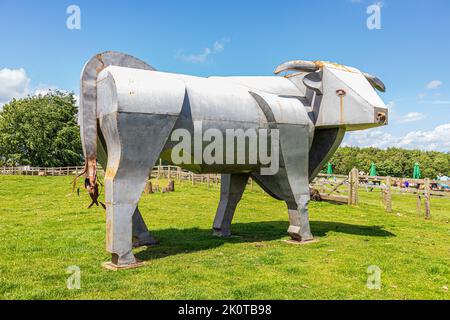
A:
[0,175,449,300]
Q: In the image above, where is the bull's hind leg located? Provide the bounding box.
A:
[97,136,157,248]
[100,112,178,268]
[212,174,249,237]
[132,209,158,247]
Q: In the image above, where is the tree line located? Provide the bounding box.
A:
[0,92,449,178]
[325,147,450,179]
[0,92,82,167]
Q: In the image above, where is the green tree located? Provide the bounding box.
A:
[325,147,450,178]
[0,91,82,167]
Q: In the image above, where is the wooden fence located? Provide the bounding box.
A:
[312,167,450,219]
[311,172,352,204]
[150,165,223,186]
[0,165,222,184]
[2,165,449,218]
[0,166,87,176]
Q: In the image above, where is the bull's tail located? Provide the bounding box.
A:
[79,52,155,204]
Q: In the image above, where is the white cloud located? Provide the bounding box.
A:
[343,123,450,152]
[426,80,443,89]
[0,70,78,108]
[0,68,30,106]
[177,38,230,64]
[396,112,425,124]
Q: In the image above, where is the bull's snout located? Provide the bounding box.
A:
[376,112,387,125]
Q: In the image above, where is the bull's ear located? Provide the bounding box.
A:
[363,72,386,92]
[303,71,323,95]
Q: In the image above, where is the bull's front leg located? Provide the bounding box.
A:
[286,196,314,242]
[279,124,314,243]
[253,168,314,243]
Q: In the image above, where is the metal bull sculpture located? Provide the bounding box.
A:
[79,51,388,269]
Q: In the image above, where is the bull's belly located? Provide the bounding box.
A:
[160,117,274,174]
[167,161,261,175]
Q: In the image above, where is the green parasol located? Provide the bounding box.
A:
[413,163,421,179]
[327,162,333,175]
[369,162,377,177]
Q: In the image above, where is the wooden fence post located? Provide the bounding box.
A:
[348,170,353,205]
[424,178,431,219]
[349,167,359,205]
[416,194,422,216]
[144,180,153,195]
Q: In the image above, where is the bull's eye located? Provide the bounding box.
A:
[336,89,346,97]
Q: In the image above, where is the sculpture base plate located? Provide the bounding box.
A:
[102,260,145,271]
[283,239,319,245]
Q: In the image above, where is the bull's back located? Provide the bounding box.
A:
[97,65,310,174]
[97,66,270,125]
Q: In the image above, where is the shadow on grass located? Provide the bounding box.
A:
[136,220,395,262]
[310,221,395,238]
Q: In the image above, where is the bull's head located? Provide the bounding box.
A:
[274,60,388,131]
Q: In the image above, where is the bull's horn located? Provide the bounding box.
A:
[363,72,386,92]
[274,60,319,74]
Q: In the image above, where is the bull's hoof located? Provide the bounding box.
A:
[212,228,231,237]
[287,225,314,243]
[132,238,159,248]
[132,233,159,248]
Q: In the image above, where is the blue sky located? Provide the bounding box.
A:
[0,0,449,151]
